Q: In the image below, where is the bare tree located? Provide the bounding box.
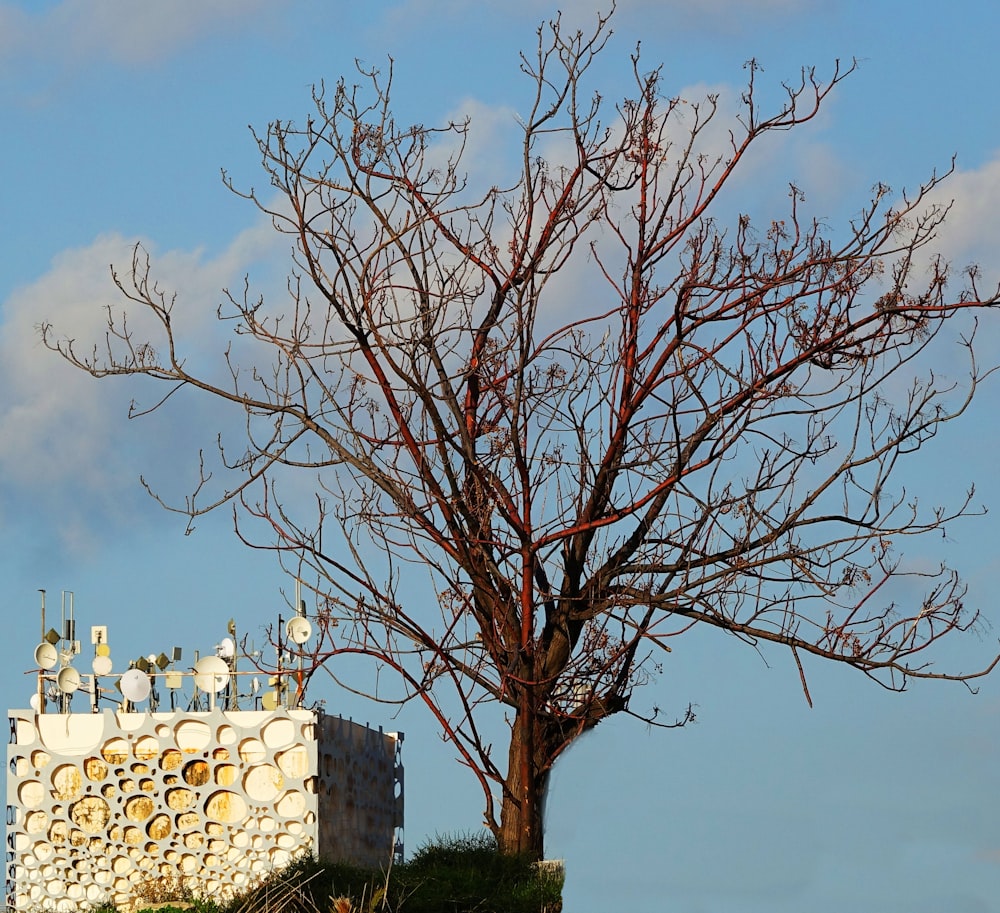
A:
[44,10,1000,860]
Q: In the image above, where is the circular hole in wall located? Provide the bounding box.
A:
[214,763,238,787]
[147,814,172,840]
[243,764,284,802]
[204,790,246,824]
[175,811,200,831]
[182,759,210,786]
[18,779,44,808]
[276,745,309,779]
[125,795,155,822]
[165,787,196,811]
[101,738,129,765]
[24,810,48,835]
[261,718,295,749]
[238,738,266,763]
[275,790,306,818]
[84,757,108,781]
[70,796,111,833]
[47,820,68,844]
[134,736,158,761]
[174,720,211,753]
[51,764,83,800]
[160,749,183,772]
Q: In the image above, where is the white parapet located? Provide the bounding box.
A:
[5,708,403,912]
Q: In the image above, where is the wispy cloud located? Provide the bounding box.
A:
[0,221,280,552]
[0,0,280,67]
[920,153,1000,295]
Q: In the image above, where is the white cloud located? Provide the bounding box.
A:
[0,220,281,550]
[919,153,1000,295]
[0,0,279,67]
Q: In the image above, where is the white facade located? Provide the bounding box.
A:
[5,708,403,912]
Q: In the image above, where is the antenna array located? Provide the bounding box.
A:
[28,586,317,714]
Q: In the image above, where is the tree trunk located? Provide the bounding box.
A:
[498,708,548,860]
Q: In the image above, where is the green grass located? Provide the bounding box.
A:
[115,833,563,913]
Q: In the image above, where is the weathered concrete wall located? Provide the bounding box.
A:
[5,708,402,912]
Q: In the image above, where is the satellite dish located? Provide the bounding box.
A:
[95,643,111,658]
[261,690,279,711]
[56,666,81,694]
[92,655,113,676]
[120,668,151,703]
[286,616,313,645]
[216,637,236,661]
[34,642,59,670]
[29,693,41,712]
[193,656,229,693]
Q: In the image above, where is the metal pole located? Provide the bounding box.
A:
[38,589,46,715]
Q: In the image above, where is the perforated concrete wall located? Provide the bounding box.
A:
[5,708,402,912]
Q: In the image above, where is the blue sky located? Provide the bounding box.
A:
[2,1,1000,910]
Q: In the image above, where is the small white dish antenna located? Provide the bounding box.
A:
[92,655,113,676]
[193,656,230,693]
[56,666,81,694]
[251,676,261,695]
[120,668,151,703]
[34,642,58,670]
[216,637,236,661]
[286,616,313,645]
[29,693,41,712]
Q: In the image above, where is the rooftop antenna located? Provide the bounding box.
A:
[36,590,46,714]
[296,578,304,708]
[121,667,151,710]
[217,619,238,710]
[273,611,286,710]
[284,578,314,708]
[60,591,77,658]
[164,647,182,710]
[193,656,229,710]
[285,584,313,709]
[90,625,112,713]
[54,591,80,713]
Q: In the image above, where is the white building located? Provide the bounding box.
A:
[6,707,403,911]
